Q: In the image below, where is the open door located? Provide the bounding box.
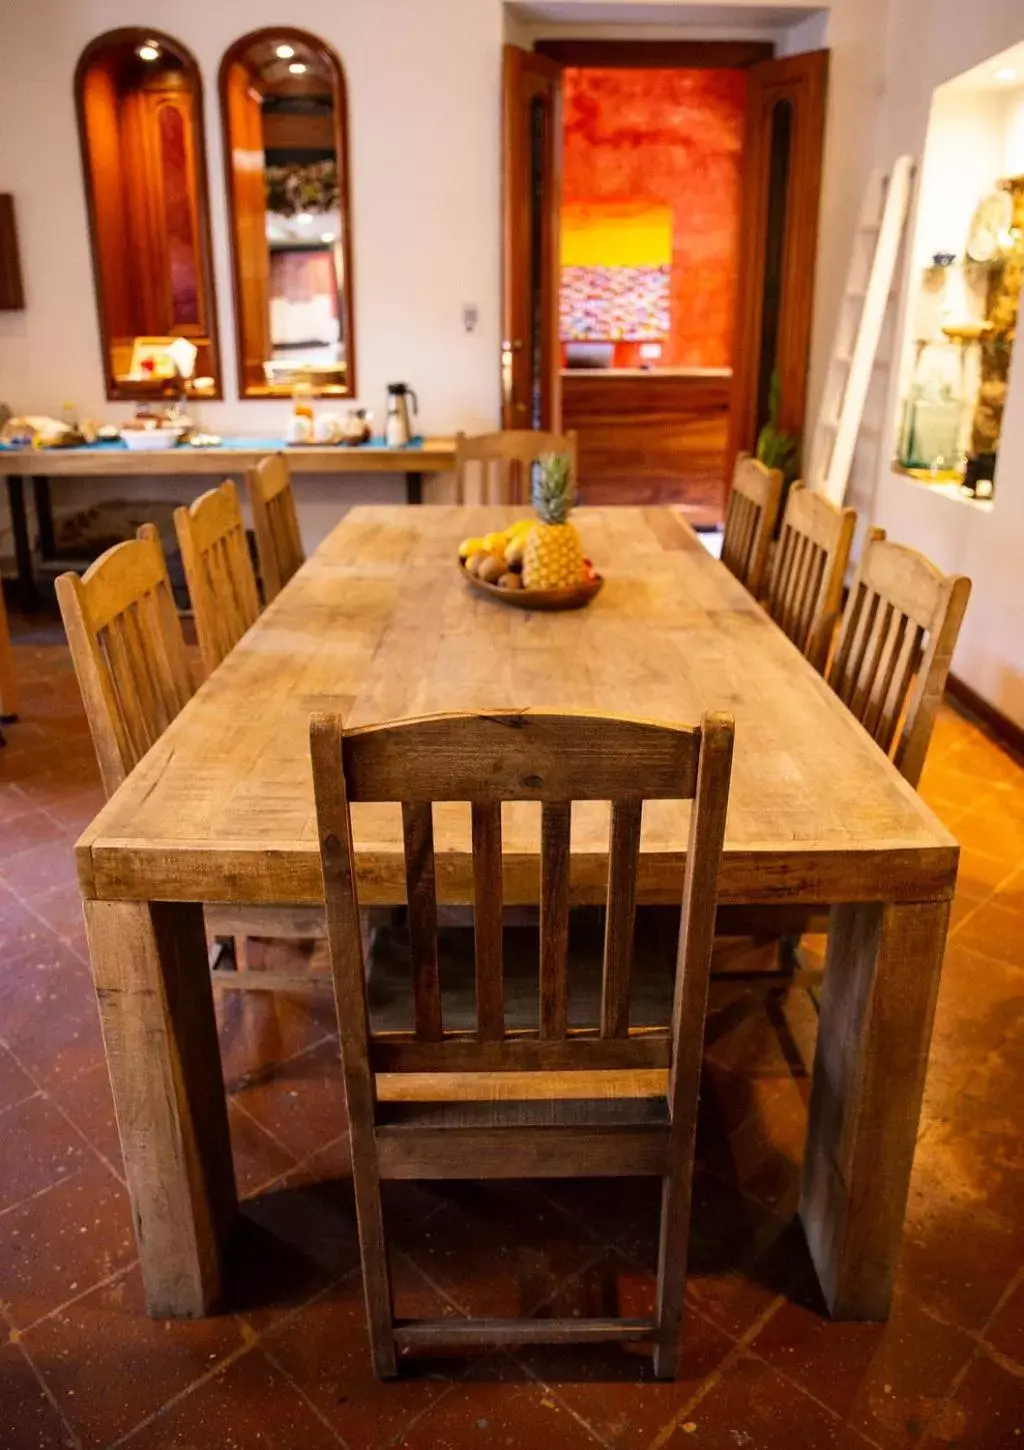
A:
[728,51,829,476]
[502,45,562,431]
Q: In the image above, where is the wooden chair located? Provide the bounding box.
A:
[724,530,971,991]
[247,452,305,603]
[720,452,783,596]
[455,430,579,505]
[827,528,971,788]
[763,483,856,671]
[174,480,261,678]
[55,525,194,796]
[56,526,325,974]
[310,707,734,1378]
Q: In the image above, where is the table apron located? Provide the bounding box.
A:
[77,844,959,907]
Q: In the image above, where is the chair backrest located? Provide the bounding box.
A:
[763,482,856,670]
[720,452,783,597]
[55,524,194,797]
[310,708,734,1079]
[455,430,579,505]
[828,528,971,787]
[246,452,305,603]
[174,480,261,678]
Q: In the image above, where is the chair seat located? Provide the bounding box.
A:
[376,1092,669,1131]
[375,1071,671,1178]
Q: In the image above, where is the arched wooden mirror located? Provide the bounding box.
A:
[75,30,221,400]
[220,29,356,398]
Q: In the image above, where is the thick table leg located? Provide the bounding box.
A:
[405,471,423,505]
[83,899,237,1317]
[800,899,950,1319]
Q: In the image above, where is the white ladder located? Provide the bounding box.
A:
[809,155,917,505]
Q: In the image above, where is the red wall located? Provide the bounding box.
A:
[562,67,746,370]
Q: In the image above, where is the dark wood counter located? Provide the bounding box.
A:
[561,369,731,520]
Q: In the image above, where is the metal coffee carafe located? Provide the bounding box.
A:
[385,382,418,447]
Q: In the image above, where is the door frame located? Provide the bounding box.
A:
[728,50,830,471]
[534,39,773,68]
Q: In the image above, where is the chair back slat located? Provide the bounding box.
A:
[873,617,923,753]
[311,709,731,1078]
[764,482,855,670]
[175,480,261,677]
[471,801,505,1041]
[342,711,700,803]
[107,606,159,760]
[720,453,782,596]
[601,798,643,1039]
[401,801,443,1040]
[539,800,571,1040]
[455,430,579,505]
[247,453,305,602]
[827,528,970,786]
[56,526,194,797]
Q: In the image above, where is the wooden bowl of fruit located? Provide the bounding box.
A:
[457,454,602,611]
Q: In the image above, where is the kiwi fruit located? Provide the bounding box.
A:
[478,554,507,585]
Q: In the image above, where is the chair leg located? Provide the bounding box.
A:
[652,1152,698,1379]
[351,1149,397,1378]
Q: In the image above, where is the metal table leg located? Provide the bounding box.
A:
[405,471,424,506]
[33,477,56,560]
[6,476,37,610]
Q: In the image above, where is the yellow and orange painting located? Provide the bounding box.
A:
[560,199,672,342]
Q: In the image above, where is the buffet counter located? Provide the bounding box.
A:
[0,436,455,604]
[561,367,732,519]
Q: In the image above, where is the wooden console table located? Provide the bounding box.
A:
[0,437,456,606]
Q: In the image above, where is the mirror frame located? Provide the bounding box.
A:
[219,27,357,399]
[74,27,222,401]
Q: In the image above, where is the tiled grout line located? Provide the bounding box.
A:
[519,1295,750,1450]
[226,1092,305,1169]
[0,1162,88,1225]
[1,1300,84,1450]
[109,1336,259,1449]
[259,1343,355,1447]
[740,1346,889,1449]
[946,863,1024,950]
[234,1127,350,1206]
[642,1295,790,1450]
[0,1030,128,1189]
[0,1085,43,1118]
[640,1297,885,1450]
[8,1260,139,1342]
[913,1265,1024,1447]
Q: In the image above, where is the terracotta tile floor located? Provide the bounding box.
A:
[1,614,1023,1449]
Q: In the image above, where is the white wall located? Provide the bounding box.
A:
[868,0,1024,727]
[0,0,503,437]
[0,0,892,553]
[0,0,506,547]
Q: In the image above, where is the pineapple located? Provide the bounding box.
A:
[522,453,584,589]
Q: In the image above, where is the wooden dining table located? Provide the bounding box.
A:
[75,505,958,1324]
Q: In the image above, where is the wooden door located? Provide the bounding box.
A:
[728,51,829,474]
[502,45,562,431]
